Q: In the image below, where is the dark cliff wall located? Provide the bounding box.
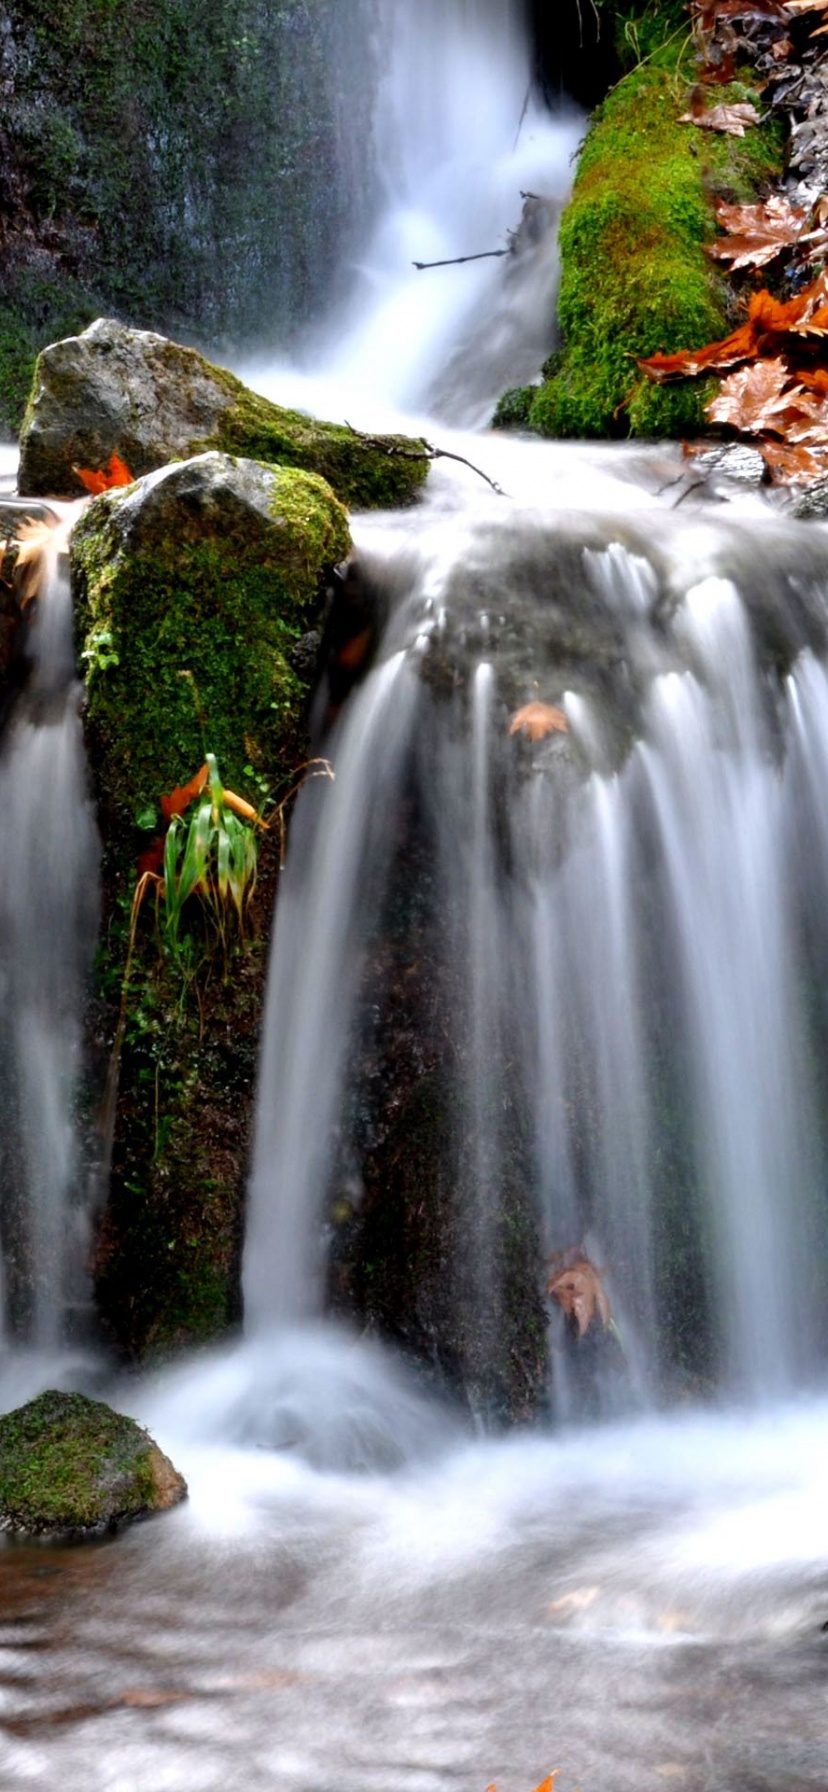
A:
[0,0,378,434]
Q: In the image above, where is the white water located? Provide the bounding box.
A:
[0,536,99,1347]
[244,0,581,430]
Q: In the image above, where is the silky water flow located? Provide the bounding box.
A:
[1,3,828,1790]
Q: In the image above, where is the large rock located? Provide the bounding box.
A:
[0,1390,186,1536]
[71,449,350,1360]
[19,319,429,510]
[71,449,350,828]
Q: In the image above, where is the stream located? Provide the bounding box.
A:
[1,1,828,1788]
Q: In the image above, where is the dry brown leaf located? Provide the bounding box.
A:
[509,701,569,742]
[706,357,794,431]
[680,97,762,135]
[757,436,828,480]
[708,194,808,269]
[548,1251,611,1337]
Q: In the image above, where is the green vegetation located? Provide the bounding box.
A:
[0,1390,185,1534]
[528,36,786,440]
[208,376,431,511]
[71,461,349,828]
[0,0,376,434]
[72,455,347,1358]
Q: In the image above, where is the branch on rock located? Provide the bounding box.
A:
[344,424,506,496]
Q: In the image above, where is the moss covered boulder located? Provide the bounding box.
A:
[71,449,350,832]
[0,1390,186,1536]
[18,318,429,510]
[528,37,785,440]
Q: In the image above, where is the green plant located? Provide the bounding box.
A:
[160,753,259,956]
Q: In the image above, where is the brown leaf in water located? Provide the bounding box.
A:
[708,194,809,269]
[548,1252,611,1337]
[73,452,135,496]
[160,762,209,822]
[509,701,569,741]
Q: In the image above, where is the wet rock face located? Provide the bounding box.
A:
[18,319,430,511]
[0,1390,186,1536]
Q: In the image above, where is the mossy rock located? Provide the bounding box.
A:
[529,41,785,441]
[71,449,350,831]
[0,1390,186,1536]
[18,318,429,510]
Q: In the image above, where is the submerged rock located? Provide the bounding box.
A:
[0,1390,186,1537]
[18,319,429,511]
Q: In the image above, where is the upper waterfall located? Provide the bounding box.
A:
[247,0,581,430]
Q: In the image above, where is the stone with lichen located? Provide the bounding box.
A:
[0,1390,186,1536]
[18,318,429,510]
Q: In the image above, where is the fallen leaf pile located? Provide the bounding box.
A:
[640,269,828,479]
[547,1249,612,1339]
[631,4,828,484]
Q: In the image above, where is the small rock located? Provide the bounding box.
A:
[0,1389,186,1537]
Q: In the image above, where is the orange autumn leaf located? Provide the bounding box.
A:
[509,701,569,742]
[637,318,757,382]
[548,1251,611,1338]
[73,452,135,496]
[707,194,810,270]
[160,763,209,823]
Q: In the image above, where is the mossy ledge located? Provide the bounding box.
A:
[0,1391,186,1537]
[528,36,785,440]
[18,318,429,511]
[72,452,350,1358]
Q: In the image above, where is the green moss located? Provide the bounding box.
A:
[0,1391,182,1534]
[531,43,785,440]
[491,385,536,431]
[206,371,429,511]
[71,462,349,826]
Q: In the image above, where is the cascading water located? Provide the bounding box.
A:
[3,9,828,1792]
[247,0,581,429]
[0,526,100,1350]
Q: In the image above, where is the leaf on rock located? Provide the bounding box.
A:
[638,320,757,381]
[757,435,828,479]
[548,1252,612,1338]
[680,92,762,134]
[73,453,135,496]
[509,701,569,741]
[708,194,808,268]
[160,763,209,823]
[705,357,794,431]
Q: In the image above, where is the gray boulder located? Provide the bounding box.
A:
[18,318,429,511]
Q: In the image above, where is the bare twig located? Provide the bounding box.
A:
[413,248,512,271]
[344,424,507,496]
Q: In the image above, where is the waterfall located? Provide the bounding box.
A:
[0,531,100,1348]
[243,459,828,1404]
[247,0,581,429]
